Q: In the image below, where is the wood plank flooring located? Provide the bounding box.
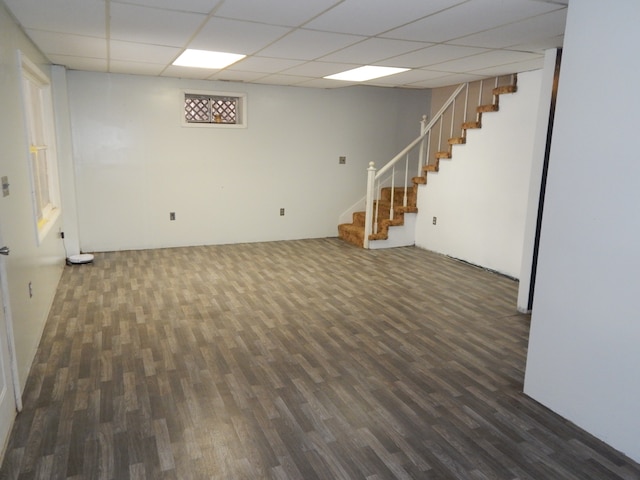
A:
[1,238,639,479]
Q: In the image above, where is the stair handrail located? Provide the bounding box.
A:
[364,83,467,248]
[374,83,467,180]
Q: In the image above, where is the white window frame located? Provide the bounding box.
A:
[181,89,247,129]
[19,52,61,245]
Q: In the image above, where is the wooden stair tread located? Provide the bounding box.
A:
[493,85,517,95]
[337,223,365,247]
[396,205,418,214]
[412,176,426,184]
[368,232,388,241]
[477,104,499,113]
[448,137,466,145]
[435,151,452,159]
[462,121,481,130]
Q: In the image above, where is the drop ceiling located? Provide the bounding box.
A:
[4,0,568,89]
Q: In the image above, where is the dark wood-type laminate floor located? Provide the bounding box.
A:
[1,238,639,479]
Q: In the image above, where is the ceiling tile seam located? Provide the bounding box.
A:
[318,45,436,69]
[365,0,472,39]
[177,0,345,79]
[383,7,568,51]
[451,6,568,44]
[106,0,111,72]
[466,56,544,73]
[109,0,220,16]
[270,40,428,79]
[156,0,227,77]
[211,0,347,76]
[283,1,472,47]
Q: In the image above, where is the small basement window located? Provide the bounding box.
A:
[183,91,246,128]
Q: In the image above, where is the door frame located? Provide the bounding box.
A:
[0,226,22,413]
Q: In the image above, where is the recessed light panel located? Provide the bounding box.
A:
[325,65,410,82]
[173,49,246,69]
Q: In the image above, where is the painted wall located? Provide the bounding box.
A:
[524,0,640,462]
[67,72,429,252]
[414,70,542,278]
[0,2,66,391]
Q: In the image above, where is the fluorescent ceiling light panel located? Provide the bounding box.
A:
[325,65,410,82]
[173,49,246,69]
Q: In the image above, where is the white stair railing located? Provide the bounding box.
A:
[359,74,517,248]
[364,83,466,248]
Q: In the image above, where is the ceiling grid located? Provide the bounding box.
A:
[5,0,568,88]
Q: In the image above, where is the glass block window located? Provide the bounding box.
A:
[183,92,246,127]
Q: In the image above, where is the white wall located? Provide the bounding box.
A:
[67,72,429,252]
[524,0,640,462]
[414,70,542,278]
[0,1,66,390]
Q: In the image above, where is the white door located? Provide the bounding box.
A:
[0,244,17,454]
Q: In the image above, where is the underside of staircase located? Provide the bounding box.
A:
[338,80,518,248]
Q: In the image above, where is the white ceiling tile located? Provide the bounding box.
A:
[47,55,108,72]
[226,56,305,74]
[26,30,107,58]
[408,72,487,88]
[453,9,567,49]
[509,35,564,53]
[257,29,364,61]
[214,0,341,27]
[382,0,564,43]
[189,17,291,54]
[109,60,165,76]
[253,73,314,86]
[4,0,105,37]
[111,0,220,14]
[161,65,217,79]
[209,70,269,83]
[431,50,542,73]
[366,68,450,86]
[110,40,181,64]
[319,38,432,64]
[110,3,206,46]
[471,57,545,76]
[305,0,467,35]
[281,61,361,78]
[379,44,489,69]
[295,78,358,89]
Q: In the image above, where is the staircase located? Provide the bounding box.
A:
[338,186,418,247]
[338,75,518,248]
